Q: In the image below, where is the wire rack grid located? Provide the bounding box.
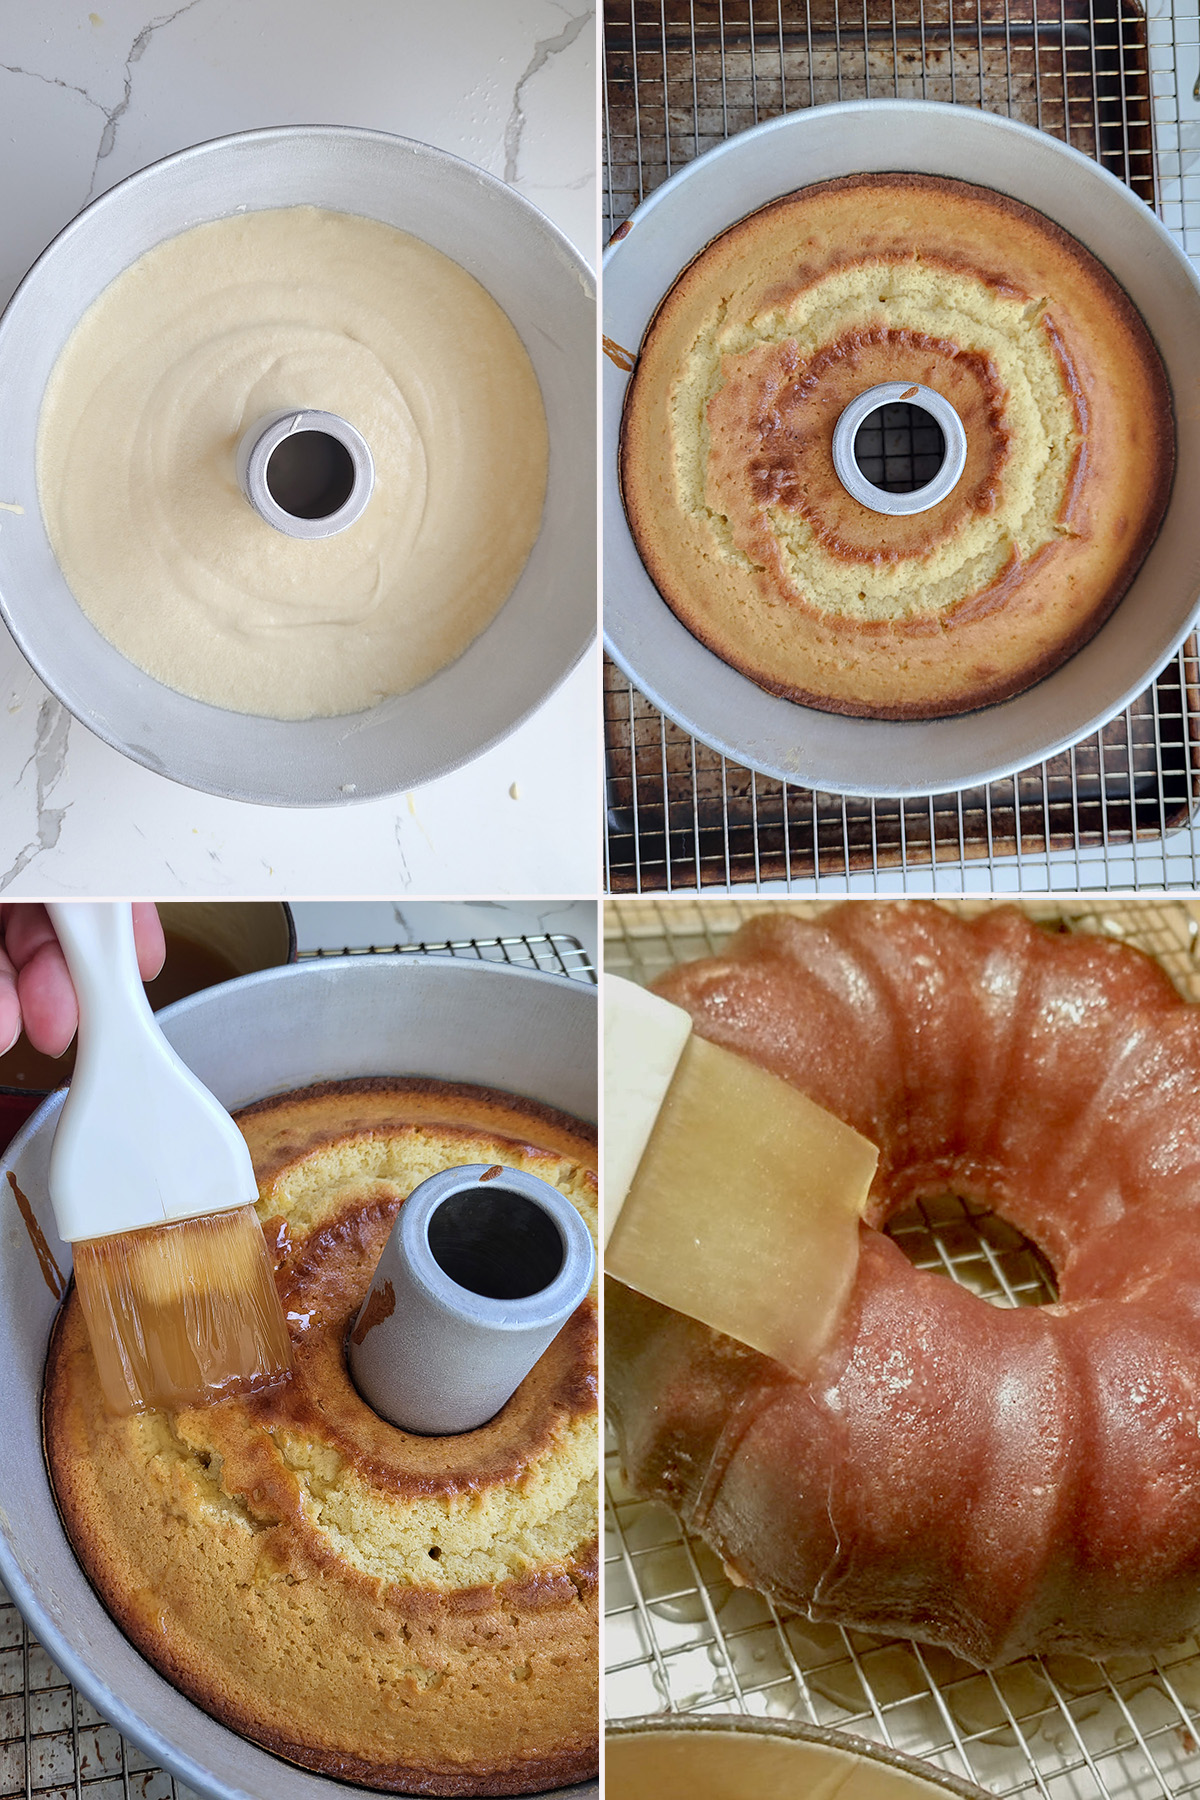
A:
[0,929,595,1800]
[604,895,1200,1800]
[603,0,1200,896]
[298,932,597,983]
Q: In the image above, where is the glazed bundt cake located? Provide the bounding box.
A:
[607,902,1200,1666]
[46,1078,598,1795]
[619,174,1174,719]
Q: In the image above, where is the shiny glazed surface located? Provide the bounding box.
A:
[607,903,1200,1664]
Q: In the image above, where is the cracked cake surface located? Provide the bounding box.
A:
[619,172,1174,719]
[45,1078,599,1796]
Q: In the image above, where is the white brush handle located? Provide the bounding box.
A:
[46,902,257,1242]
[603,974,693,1246]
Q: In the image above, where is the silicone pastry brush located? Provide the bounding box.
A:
[605,974,879,1377]
[46,902,292,1414]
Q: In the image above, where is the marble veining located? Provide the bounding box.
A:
[86,0,211,196]
[504,6,592,183]
[0,697,71,893]
[0,0,597,897]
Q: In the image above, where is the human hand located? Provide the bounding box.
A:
[0,904,166,1058]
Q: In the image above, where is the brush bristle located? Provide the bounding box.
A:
[73,1206,293,1414]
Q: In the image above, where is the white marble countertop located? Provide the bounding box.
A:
[0,0,597,899]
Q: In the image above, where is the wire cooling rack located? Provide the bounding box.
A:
[299,933,597,983]
[605,896,1200,1798]
[0,930,595,1800]
[603,0,1200,895]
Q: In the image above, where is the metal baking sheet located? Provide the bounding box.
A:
[603,99,1200,799]
[605,642,1200,889]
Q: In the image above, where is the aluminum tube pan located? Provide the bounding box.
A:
[236,409,375,538]
[0,955,597,1800]
[603,100,1200,798]
[0,126,595,806]
[350,1164,595,1434]
[831,383,968,516]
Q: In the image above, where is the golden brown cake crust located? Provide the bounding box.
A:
[619,172,1175,719]
[608,904,1200,1665]
[45,1078,599,1795]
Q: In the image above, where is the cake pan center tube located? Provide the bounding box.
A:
[235,408,374,538]
[348,1164,595,1435]
[831,382,967,517]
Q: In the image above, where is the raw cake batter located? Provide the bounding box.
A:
[37,206,548,719]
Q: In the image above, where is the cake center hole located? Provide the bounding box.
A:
[427,1189,565,1301]
[265,430,357,520]
[853,402,947,494]
[885,1194,1058,1307]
